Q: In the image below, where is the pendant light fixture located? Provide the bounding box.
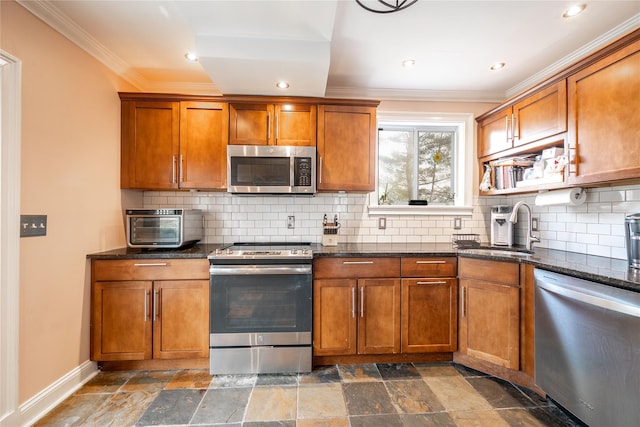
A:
[355,0,418,14]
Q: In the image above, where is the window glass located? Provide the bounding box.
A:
[378,126,457,205]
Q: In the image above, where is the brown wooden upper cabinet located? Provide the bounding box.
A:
[567,37,640,185]
[317,104,377,192]
[228,102,317,146]
[121,99,228,190]
[478,81,567,158]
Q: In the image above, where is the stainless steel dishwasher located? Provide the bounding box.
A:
[535,269,640,427]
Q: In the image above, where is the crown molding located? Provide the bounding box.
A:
[507,13,640,98]
[324,86,505,103]
[16,0,147,90]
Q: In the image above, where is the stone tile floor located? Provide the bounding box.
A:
[34,363,586,426]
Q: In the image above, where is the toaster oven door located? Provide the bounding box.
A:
[127,216,181,247]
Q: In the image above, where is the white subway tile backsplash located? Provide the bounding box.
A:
[141,182,640,260]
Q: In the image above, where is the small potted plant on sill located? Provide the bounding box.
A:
[379,183,390,205]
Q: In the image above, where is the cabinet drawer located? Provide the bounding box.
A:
[313,257,400,279]
[93,259,209,281]
[458,258,519,286]
[401,257,457,277]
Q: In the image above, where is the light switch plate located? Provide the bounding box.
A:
[532,217,539,231]
[21,214,47,237]
[453,217,462,230]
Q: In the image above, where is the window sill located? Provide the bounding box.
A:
[368,205,474,216]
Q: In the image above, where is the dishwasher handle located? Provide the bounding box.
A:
[536,276,640,318]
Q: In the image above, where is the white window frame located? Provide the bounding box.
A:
[368,111,474,216]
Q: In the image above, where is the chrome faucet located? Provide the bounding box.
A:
[509,201,540,251]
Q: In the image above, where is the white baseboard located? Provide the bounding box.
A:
[18,360,98,427]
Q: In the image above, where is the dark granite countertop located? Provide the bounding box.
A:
[87,242,640,293]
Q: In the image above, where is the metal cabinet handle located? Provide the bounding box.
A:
[153,289,159,321]
[343,261,374,265]
[360,287,364,318]
[505,116,511,142]
[512,113,519,139]
[144,290,149,322]
[275,113,279,144]
[416,260,446,264]
[171,156,177,183]
[267,111,271,142]
[461,286,466,317]
[134,263,168,267]
[319,156,323,183]
[179,154,184,183]
[416,281,447,285]
[351,287,355,318]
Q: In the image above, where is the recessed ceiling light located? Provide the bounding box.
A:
[490,62,506,71]
[563,4,586,18]
[276,81,290,89]
[184,52,199,62]
[402,59,416,69]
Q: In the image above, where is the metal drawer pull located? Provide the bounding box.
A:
[416,260,446,264]
[416,281,447,285]
[343,261,374,265]
[360,287,364,318]
[134,263,168,267]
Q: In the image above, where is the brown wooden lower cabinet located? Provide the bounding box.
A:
[91,259,209,362]
[458,258,520,370]
[401,278,457,353]
[312,277,400,356]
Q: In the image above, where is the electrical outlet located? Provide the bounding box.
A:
[453,217,462,230]
[287,215,295,229]
[532,217,539,231]
[378,217,386,229]
[20,214,47,237]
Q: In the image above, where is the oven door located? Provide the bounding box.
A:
[210,264,312,346]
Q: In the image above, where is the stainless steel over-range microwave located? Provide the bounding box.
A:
[125,208,203,248]
[227,145,316,194]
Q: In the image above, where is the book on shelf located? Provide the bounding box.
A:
[488,155,535,190]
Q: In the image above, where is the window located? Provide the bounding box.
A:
[369,112,474,216]
[378,125,457,205]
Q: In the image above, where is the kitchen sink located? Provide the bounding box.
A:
[460,248,534,257]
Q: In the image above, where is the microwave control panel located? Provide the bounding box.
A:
[294,157,312,187]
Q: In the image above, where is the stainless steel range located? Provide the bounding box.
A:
[208,242,313,375]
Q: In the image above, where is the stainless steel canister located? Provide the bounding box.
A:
[624,213,640,269]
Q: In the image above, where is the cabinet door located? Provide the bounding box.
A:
[459,279,520,369]
[153,280,209,359]
[317,105,376,191]
[478,107,512,157]
[121,101,179,189]
[358,278,401,354]
[275,103,317,146]
[229,103,274,145]
[313,279,357,356]
[513,80,567,147]
[401,278,457,353]
[179,101,229,189]
[91,281,152,361]
[567,38,640,185]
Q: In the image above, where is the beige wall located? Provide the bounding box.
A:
[1,1,140,403]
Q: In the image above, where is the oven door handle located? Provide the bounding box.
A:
[210,265,312,275]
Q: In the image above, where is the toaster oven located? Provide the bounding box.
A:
[125,208,203,248]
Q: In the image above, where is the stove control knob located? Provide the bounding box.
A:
[215,248,222,255]
[226,249,233,255]
[290,249,298,255]
[302,249,309,255]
